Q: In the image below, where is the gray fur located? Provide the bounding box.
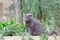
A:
[24,14,45,36]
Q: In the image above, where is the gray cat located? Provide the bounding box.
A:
[24,14,45,36]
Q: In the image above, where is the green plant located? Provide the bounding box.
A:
[0,20,26,37]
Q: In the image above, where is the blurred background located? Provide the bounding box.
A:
[0,0,60,37]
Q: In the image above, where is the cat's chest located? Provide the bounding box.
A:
[26,23,31,27]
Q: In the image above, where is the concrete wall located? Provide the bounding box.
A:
[0,0,13,10]
[0,36,60,40]
[0,3,3,21]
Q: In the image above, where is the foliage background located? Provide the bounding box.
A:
[21,0,60,32]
